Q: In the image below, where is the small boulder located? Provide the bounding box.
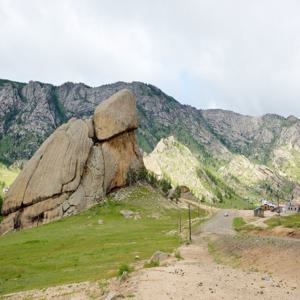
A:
[119,271,129,283]
[120,210,133,218]
[98,219,104,225]
[167,188,176,200]
[150,212,160,219]
[104,291,122,300]
[150,251,170,264]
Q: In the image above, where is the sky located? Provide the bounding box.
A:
[1,0,300,117]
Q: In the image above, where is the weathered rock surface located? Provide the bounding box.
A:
[102,131,143,193]
[2,118,92,215]
[94,89,138,141]
[150,251,170,264]
[0,90,143,234]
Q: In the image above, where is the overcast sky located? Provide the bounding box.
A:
[1,0,300,117]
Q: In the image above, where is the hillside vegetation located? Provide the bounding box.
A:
[0,163,19,218]
[0,185,204,295]
[144,136,298,208]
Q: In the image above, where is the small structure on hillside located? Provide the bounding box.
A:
[287,201,300,212]
[254,206,264,218]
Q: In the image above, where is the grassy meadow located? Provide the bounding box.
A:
[265,213,300,229]
[0,185,205,295]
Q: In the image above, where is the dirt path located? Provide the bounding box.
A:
[198,210,238,235]
[118,210,300,300]
[120,238,299,299]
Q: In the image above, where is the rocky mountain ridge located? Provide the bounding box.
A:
[1,78,300,203]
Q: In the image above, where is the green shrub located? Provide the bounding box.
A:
[143,260,160,268]
[159,178,172,194]
[126,167,172,195]
[266,214,300,229]
[117,263,133,276]
[233,217,247,232]
[174,186,181,199]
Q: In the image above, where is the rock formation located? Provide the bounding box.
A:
[0,89,143,234]
[144,136,300,205]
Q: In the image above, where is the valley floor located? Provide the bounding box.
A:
[116,209,300,300]
[4,205,300,300]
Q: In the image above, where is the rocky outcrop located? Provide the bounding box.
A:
[144,136,300,205]
[0,89,143,234]
[94,89,138,140]
[144,136,213,200]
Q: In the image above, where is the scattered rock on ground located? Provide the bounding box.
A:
[150,251,170,264]
[120,210,140,219]
[104,291,122,300]
[119,271,129,283]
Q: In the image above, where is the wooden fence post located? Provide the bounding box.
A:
[188,204,192,242]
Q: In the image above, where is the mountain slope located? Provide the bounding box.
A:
[0,79,228,164]
[144,136,300,207]
[1,78,300,202]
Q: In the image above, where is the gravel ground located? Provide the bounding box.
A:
[198,210,238,235]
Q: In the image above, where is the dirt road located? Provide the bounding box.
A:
[198,209,238,235]
[120,237,299,299]
[118,208,300,300]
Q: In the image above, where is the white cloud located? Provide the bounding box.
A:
[0,0,300,117]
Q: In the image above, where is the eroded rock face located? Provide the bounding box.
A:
[2,118,92,215]
[102,131,143,193]
[94,89,138,141]
[0,89,143,234]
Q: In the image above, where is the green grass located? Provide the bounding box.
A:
[232,217,260,233]
[143,260,160,268]
[0,163,19,215]
[0,163,19,187]
[265,213,300,229]
[233,217,247,232]
[0,185,205,295]
[117,263,133,276]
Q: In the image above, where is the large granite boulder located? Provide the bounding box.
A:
[94,89,138,141]
[2,118,93,215]
[0,89,143,234]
